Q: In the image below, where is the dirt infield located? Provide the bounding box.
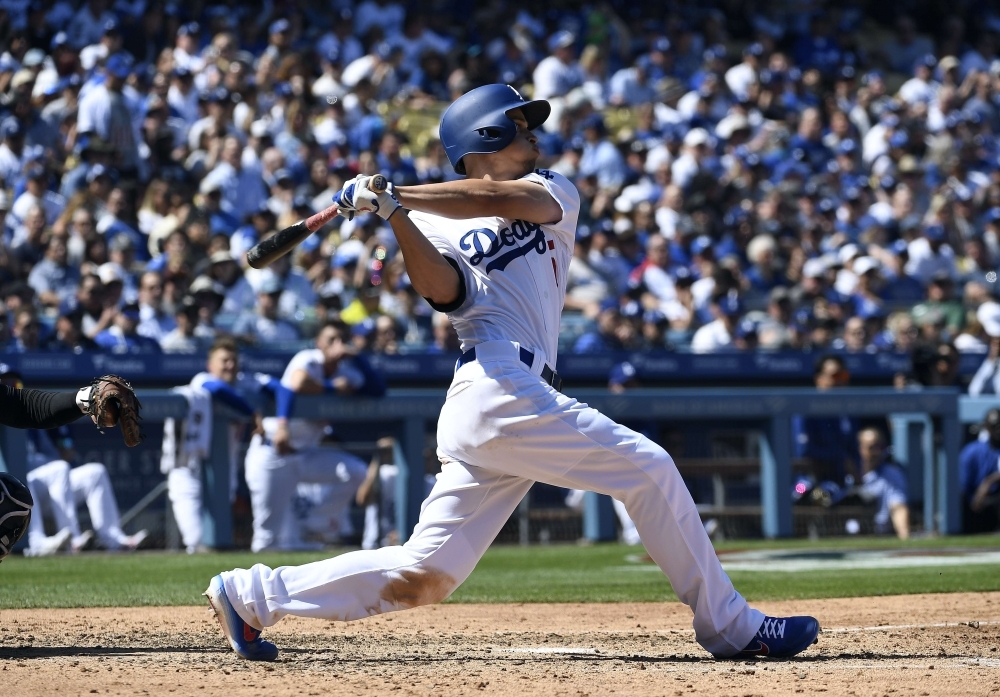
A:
[1,593,999,696]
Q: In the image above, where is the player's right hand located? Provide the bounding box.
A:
[272,421,294,455]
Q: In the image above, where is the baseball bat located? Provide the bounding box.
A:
[246,174,387,269]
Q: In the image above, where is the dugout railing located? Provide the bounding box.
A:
[0,387,969,549]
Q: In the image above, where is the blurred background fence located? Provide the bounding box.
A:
[0,384,983,550]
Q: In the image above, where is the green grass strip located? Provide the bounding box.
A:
[0,536,998,609]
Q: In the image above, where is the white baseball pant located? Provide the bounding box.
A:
[243,435,368,552]
[167,466,203,554]
[27,460,132,551]
[222,341,762,656]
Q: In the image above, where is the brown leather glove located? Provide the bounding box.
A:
[84,375,144,447]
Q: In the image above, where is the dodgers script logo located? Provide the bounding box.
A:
[460,220,547,273]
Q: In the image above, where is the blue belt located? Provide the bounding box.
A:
[457,346,563,392]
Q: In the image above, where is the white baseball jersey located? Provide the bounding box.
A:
[408,169,580,367]
[265,349,365,450]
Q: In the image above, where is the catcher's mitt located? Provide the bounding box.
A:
[87,375,144,447]
[0,472,32,563]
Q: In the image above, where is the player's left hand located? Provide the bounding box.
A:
[81,375,144,447]
[338,174,401,221]
[332,175,360,221]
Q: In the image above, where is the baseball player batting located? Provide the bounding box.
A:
[205,84,820,661]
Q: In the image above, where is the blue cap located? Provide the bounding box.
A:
[945,111,963,129]
[352,317,376,337]
[817,197,837,213]
[0,117,22,138]
[736,318,758,339]
[300,234,322,252]
[121,303,141,319]
[838,65,856,80]
[704,44,726,61]
[86,163,115,183]
[891,238,909,255]
[889,130,909,149]
[257,275,283,295]
[103,17,120,34]
[837,138,857,155]
[986,207,1000,223]
[273,168,293,184]
[690,235,714,256]
[581,113,606,134]
[787,67,802,82]
[373,41,395,60]
[575,225,592,242]
[924,223,946,241]
[643,309,666,325]
[917,53,937,69]
[547,30,575,53]
[856,303,887,320]
[652,37,671,53]
[880,112,900,128]
[50,31,69,50]
[24,161,46,179]
[716,293,743,317]
[323,45,341,64]
[269,18,290,34]
[205,86,230,103]
[105,53,134,78]
[599,297,619,313]
[177,21,200,36]
[862,70,883,86]
[744,42,764,57]
[621,300,642,319]
[609,361,637,387]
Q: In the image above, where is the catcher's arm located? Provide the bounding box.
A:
[0,384,85,430]
[78,375,145,447]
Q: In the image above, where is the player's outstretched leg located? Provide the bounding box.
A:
[435,355,819,659]
[205,462,532,659]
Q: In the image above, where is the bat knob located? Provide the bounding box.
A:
[370,174,387,193]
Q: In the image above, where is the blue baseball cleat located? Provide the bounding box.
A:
[737,615,820,658]
[204,574,278,661]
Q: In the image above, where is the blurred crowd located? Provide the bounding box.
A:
[0,1,999,359]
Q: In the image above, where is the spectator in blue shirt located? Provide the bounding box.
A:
[574,299,627,353]
[793,355,858,482]
[376,131,419,186]
[94,302,163,354]
[854,427,910,538]
[578,114,627,191]
[959,408,1000,533]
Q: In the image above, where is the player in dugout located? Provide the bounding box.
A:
[0,367,142,563]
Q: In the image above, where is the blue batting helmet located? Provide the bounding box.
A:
[439,84,550,174]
